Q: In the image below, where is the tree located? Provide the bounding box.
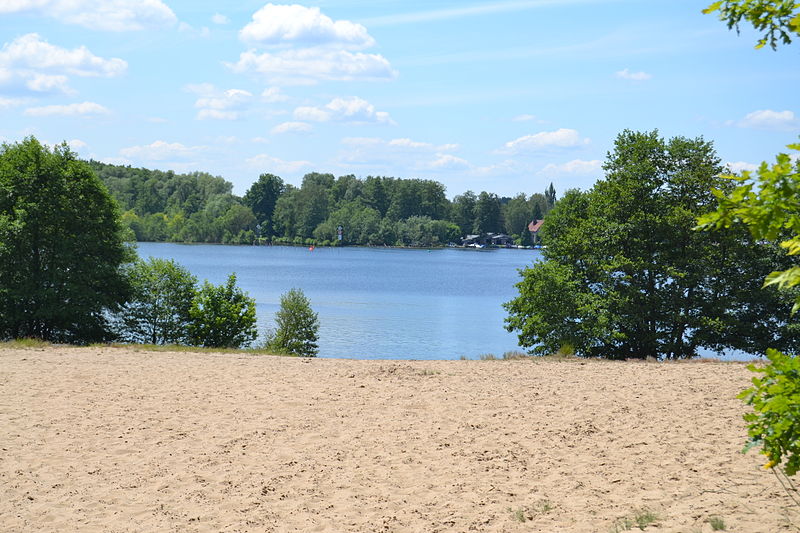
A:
[115,258,197,345]
[451,190,477,236]
[188,274,257,348]
[505,130,800,359]
[544,182,557,208]
[267,288,319,356]
[473,191,503,234]
[0,137,133,343]
[243,173,284,237]
[699,0,800,478]
[703,0,800,49]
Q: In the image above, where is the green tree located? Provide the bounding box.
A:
[505,130,800,359]
[0,137,133,343]
[188,273,257,348]
[116,257,197,344]
[703,0,800,49]
[474,191,503,234]
[502,193,532,238]
[243,173,284,237]
[267,288,319,356]
[451,190,477,236]
[699,0,800,477]
[544,182,557,208]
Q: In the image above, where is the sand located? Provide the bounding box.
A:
[0,346,796,532]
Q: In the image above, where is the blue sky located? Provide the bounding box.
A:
[0,0,797,197]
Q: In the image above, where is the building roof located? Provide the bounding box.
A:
[528,219,544,232]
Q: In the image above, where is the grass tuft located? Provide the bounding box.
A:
[0,338,52,349]
[708,516,726,531]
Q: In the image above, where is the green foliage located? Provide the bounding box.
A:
[86,157,564,247]
[0,137,133,343]
[697,145,800,314]
[115,257,197,345]
[738,349,800,475]
[505,130,800,359]
[703,0,800,49]
[267,288,319,357]
[188,274,257,348]
[701,0,800,480]
[243,173,284,238]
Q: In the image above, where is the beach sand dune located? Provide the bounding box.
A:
[0,347,794,532]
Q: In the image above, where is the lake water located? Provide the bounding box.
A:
[136,242,540,359]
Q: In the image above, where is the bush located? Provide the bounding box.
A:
[740,348,800,475]
[267,288,319,356]
[115,257,197,344]
[188,273,257,348]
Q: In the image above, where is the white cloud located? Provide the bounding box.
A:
[24,101,109,116]
[252,136,271,144]
[231,4,394,85]
[262,86,288,102]
[26,73,71,93]
[98,156,133,165]
[197,109,239,120]
[120,140,205,161]
[67,138,87,150]
[0,0,177,31]
[735,109,798,131]
[147,116,168,123]
[725,161,759,173]
[512,113,538,122]
[240,4,374,49]
[388,138,458,151]
[0,96,28,109]
[341,137,382,146]
[271,121,313,134]
[229,48,395,85]
[336,136,462,171]
[178,22,211,38]
[427,153,470,170]
[191,85,254,120]
[615,68,652,81]
[0,33,127,76]
[539,159,602,175]
[499,128,590,154]
[293,96,393,124]
[245,153,312,173]
[0,34,126,95]
[211,13,229,25]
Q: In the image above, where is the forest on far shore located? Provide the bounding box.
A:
[89,160,556,247]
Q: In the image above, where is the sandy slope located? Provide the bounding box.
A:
[0,346,796,532]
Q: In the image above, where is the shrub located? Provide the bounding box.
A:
[188,274,257,348]
[267,288,319,357]
[116,257,197,345]
[739,348,800,476]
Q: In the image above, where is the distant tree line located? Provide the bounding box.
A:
[90,161,556,247]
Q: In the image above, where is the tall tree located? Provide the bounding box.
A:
[0,138,133,343]
[505,130,800,359]
[473,191,503,234]
[544,183,557,208]
[243,173,284,237]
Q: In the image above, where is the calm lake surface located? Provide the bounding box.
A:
[136,242,540,360]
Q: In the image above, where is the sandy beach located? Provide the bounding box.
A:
[0,346,795,532]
